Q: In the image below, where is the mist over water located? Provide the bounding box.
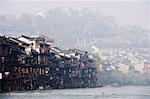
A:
[1,86,150,99]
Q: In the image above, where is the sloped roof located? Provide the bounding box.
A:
[36,35,54,43]
[9,37,30,46]
[0,36,18,45]
[51,47,62,53]
[18,35,35,40]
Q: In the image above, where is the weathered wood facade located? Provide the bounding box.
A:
[0,35,99,92]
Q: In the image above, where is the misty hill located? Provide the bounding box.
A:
[0,8,150,49]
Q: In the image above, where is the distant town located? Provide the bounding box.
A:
[92,47,150,86]
[92,47,150,74]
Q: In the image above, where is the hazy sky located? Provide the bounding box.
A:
[0,0,149,29]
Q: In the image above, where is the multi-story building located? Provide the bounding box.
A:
[0,35,99,92]
[143,62,150,73]
[0,36,28,91]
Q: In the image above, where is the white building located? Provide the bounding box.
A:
[17,35,54,54]
[17,35,37,54]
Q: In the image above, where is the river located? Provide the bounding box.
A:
[1,86,150,99]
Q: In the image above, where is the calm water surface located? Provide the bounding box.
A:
[1,86,150,99]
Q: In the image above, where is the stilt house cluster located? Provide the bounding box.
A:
[0,35,99,92]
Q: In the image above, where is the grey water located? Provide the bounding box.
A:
[1,86,150,99]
